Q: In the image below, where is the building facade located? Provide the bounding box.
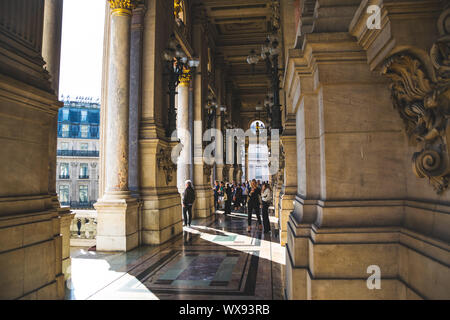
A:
[56,98,100,209]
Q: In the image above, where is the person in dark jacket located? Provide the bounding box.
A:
[182,180,195,227]
[234,184,243,211]
[247,179,262,232]
[224,183,232,215]
[213,180,220,211]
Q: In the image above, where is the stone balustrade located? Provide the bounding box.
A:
[70,210,97,247]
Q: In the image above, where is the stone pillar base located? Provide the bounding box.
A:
[141,191,182,245]
[278,191,296,246]
[194,186,213,218]
[285,202,450,300]
[58,207,74,283]
[95,196,139,252]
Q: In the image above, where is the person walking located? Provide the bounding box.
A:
[241,183,248,211]
[213,180,220,211]
[224,183,232,215]
[261,182,273,233]
[247,179,262,232]
[182,180,195,227]
[234,183,243,211]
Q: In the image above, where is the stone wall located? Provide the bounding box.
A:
[283,0,450,299]
[0,0,66,299]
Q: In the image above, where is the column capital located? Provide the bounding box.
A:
[179,68,191,87]
[108,0,137,16]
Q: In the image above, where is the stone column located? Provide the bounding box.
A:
[42,0,73,298]
[245,140,249,181]
[42,0,63,209]
[278,119,297,246]
[95,0,138,252]
[129,4,145,197]
[215,111,224,181]
[177,72,191,194]
[191,21,213,219]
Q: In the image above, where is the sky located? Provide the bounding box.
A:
[59,0,105,100]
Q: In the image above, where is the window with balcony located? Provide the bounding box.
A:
[61,124,70,137]
[59,185,69,205]
[79,185,88,204]
[81,110,88,122]
[62,109,69,121]
[79,163,89,179]
[80,125,89,138]
[59,163,69,179]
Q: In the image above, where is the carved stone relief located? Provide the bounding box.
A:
[381,9,450,193]
[156,147,176,185]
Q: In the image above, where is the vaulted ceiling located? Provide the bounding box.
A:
[193,0,276,114]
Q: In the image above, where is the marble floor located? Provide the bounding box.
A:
[66,210,285,300]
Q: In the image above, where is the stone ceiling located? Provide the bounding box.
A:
[193,0,275,113]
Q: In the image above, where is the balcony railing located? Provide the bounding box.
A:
[59,175,70,179]
[70,210,97,247]
[61,201,96,209]
[57,150,99,157]
[79,175,90,179]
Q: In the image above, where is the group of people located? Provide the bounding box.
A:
[213,179,273,233]
[181,178,274,234]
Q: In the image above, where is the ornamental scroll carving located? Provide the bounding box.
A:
[381,9,450,193]
[222,165,229,180]
[203,164,212,178]
[156,147,176,185]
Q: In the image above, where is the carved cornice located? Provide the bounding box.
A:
[381,9,450,193]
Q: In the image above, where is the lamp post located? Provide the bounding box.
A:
[205,96,218,129]
[247,32,283,131]
[163,34,200,137]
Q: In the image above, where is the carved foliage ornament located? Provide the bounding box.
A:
[381,9,450,193]
[108,0,137,15]
[156,148,176,185]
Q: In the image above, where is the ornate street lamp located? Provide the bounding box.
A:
[205,96,218,129]
[264,93,273,127]
[163,33,200,137]
[246,28,283,131]
[246,49,260,74]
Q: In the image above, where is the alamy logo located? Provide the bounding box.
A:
[366,265,381,289]
[366,5,381,30]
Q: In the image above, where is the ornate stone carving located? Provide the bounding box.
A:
[108,0,137,15]
[156,148,176,185]
[203,164,212,177]
[381,10,450,193]
[222,165,229,181]
[279,144,285,171]
[174,0,185,26]
[179,67,191,87]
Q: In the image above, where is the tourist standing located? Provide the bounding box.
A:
[182,180,196,227]
[241,183,248,211]
[247,179,262,232]
[224,183,232,215]
[213,180,220,211]
[261,182,272,233]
